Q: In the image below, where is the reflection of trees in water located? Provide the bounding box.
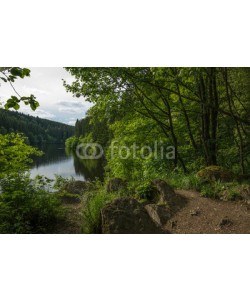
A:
[32,144,68,167]
[31,144,105,181]
[73,154,105,181]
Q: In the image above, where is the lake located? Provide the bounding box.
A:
[30,144,105,181]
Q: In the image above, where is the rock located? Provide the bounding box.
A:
[59,180,90,203]
[106,178,127,192]
[145,204,171,227]
[63,180,90,194]
[190,209,200,216]
[238,185,250,202]
[219,217,233,227]
[101,198,168,234]
[197,166,235,182]
[170,220,177,229]
[151,179,176,205]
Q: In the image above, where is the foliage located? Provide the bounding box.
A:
[0,67,39,111]
[133,181,155,201]
[53,175,75,190]
[166,172,203,191]
[65,136,79,150]
[65,67,250,178]
[0,173,64,233]
[0,133,65,233]
[0,133,43,175]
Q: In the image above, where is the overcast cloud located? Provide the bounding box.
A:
[0,67,92,125]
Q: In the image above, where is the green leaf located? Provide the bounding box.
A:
[10,68,23,77]
[0,77,7,83]
[13,104,20,110]
[22,68,30,77]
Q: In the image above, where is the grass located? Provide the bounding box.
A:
[165,172,203,191]
[80,180,129,233]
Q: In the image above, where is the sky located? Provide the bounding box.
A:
[0,67,92,125]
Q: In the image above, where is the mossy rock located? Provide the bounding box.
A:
[101,197,167,234]
[63,180,91,194]
[58,190,81,204]
[59,180,91,203]
[197,166,235,182]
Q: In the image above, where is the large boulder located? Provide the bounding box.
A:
[144,204,171,227]
[101,197,168,234]
[197,166,235,182]
[150,179,177,205]
[63,180,90,194]
[59,180,90,203]
[106,178,127,192]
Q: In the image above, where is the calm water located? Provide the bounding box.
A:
[30,144,104,181]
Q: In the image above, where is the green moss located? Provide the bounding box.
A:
[197,165,235,182]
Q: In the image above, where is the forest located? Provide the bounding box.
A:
[0,108,74,144]
[65,67,250,175]
[0,67,250,234]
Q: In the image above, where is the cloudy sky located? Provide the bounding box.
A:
[0,67,92,126]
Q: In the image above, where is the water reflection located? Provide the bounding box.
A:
[30,144,104,181]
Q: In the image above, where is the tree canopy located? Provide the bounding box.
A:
[65,67,250,177]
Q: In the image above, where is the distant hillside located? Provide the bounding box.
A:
[0,108,74,144]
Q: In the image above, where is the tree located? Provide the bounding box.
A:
[0,67,39,111]
[0,133,42,176]
[64,67,250,175]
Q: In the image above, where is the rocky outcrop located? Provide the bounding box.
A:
[106,178,127,192]
[101,197,168,234]
[150,179,177,205]
[101,179,187,233]
[144,204,171,228]
[63,181,90,194]
[59,180,90,203]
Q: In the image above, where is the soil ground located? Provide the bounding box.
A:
[164,190,250,234]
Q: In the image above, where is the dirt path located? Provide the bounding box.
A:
[164,190,250,234]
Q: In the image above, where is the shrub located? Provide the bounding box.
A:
[0,133,42,176]
[134,181,154,200]
[0,173,65,233]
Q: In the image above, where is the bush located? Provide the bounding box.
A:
[133,181,154,200]
[0,173,65,233]
[200,181,222,199]
[0,133,42,176]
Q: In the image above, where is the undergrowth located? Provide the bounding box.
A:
[80,180,129,233]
